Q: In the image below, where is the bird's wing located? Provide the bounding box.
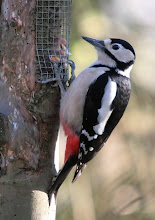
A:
[72,72,118,182]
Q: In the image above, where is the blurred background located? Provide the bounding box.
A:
[57,0,155,219]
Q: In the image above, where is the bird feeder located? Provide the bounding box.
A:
[35,0,72,87]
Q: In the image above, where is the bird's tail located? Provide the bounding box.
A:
[72,163,87,183]
[48,155,77,204]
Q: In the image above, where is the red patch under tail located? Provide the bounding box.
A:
[64,134,80,162]
[60,113,80,162]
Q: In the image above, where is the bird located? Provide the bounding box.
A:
[48,36,136,202]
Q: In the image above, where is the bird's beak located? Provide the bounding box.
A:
[82,36,104,49]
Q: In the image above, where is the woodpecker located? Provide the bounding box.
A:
[48,36,136,201]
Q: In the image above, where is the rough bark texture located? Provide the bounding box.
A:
[0,0,60,219]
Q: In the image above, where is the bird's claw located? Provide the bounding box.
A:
[53,59,76,94]
[36,59,76,95]
[68,60,76,86]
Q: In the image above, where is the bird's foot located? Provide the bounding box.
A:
[37,59,76,96]
[68,60,76,86]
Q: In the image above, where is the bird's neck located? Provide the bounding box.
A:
[90,59,133,79]
[116,65,133,78]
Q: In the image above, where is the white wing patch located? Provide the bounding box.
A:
[89,147,94,151]
[82,129,98,141]
[93,77,117,135]
[80,142,88,155]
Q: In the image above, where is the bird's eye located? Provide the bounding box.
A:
[112,44,120,50]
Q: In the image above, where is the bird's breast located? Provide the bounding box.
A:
[60,66,109,134]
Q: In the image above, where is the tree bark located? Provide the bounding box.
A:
[0,0,60,219]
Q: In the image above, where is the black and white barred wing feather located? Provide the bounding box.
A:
[73,71,131,182]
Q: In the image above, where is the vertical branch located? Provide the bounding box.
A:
[0,0,60,219]
[0,0,73,219]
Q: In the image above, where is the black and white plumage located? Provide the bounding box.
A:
[73,70,131,181]
[48,36,136,200]
[72,37,135,181]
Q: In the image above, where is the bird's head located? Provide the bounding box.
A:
[82,36,136,76]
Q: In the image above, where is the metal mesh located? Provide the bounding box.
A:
[36,0,72,85]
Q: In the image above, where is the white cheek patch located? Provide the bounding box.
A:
[93,77,117,135]
[97,49,116,68]
[111,47,134,63]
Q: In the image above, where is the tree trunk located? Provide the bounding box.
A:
[0,1,60,219]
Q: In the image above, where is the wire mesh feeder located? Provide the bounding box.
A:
[36,0,73,88]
